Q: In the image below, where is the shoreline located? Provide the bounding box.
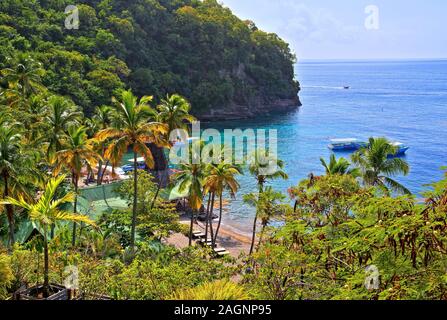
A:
[195,97,301,122]
[214,222,252,245]
[166,216,252,257]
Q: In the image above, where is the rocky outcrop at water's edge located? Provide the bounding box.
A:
[197,96,302,122]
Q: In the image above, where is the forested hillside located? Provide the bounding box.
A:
[0,0,300,118]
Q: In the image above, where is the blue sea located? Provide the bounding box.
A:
[202,59,447,234]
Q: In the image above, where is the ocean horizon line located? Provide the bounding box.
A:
[298,57,447,63]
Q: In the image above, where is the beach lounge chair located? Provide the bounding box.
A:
[215,250,230,257]
[198,239,215,246]
[192,232,206,239]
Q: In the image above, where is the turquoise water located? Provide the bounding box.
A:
[201,59,447,234]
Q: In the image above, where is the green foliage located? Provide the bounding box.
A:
[288,174,363,226]
[246,172,447,300]
[320,154,360,177]
[351,137,411,195]
[244,243,307,300]
[77,245,237,300]
[170,279,250,300]
[0,253,14,299]
[116,170,159,211]
[105,171,182,245]
[98,209,132,248]
[0,0,299,116]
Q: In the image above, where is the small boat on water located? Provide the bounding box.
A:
[343,86,350,89]
[328,138,367,151]
[121,157,147,173]
[390,142,410,156]
[328,138,409,156]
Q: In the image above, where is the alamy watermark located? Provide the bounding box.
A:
[63,265,79,290]
[365,5,380,30]
[65,5,79,30]
[364,265,380,290]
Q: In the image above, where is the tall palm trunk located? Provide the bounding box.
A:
[148,143,168,208]
[96,160,103,185]
[151,183,161,210]
[2,171,15,249]
[96,143,105,185]
[249,183,264,255]
[256,224,267,252]
[43,229,50,298]
[209,192,215,247]
[130,150,138,251]
[204,193,211,239]
[213,194,223,245]
[72,174,79,246]
[189,209,195,246]
[98,160,110,185]
[249,212,258,255]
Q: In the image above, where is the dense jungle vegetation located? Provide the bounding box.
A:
[0,0,299,116]
[0,0,446,301]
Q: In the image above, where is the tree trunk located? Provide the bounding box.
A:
[98,160,110,185]
[43,229,50,298]
[130,150,138,251]
[209,193,215,247]
[72,174,79,247]
[249,213,258,255]
[214,194,223,245]
[256,224,266,252]
[293,200,298,213]
[150,183,161,210]
[249,182,264,255]
[96,144,105,185]
[189,209,194,246]
[97,158,103,186]
[204,193,211,240]
[2,172,15,249]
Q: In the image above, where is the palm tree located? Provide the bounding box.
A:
[157,94,196,138]
[248,151,288,193]
[22,95,48,144]
[320,154,360,177]
[1,54,45,97]
[95,90,168,251]
[87,106,113,185]
[0,118,35,248]
[152,94,196,206]
[44,95,82,158]
[1,175,95,298]
[172,160,205,246]
[351,137,411,195]
[53,126,100,246]
[243,187,287,251]
[248,151,288,254]
[204,163,241,245]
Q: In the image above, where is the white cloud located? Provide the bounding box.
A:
[222,0,446,59]
[272,1,362,45]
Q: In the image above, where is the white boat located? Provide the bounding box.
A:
[328,138,367,151]
[121,157,147,173]
[390,142,410,156]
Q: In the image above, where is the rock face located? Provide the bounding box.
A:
[197,96,302,121]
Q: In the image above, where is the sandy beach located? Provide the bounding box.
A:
[165,215,252,258]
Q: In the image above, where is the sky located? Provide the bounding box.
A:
[221,0,447,60]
